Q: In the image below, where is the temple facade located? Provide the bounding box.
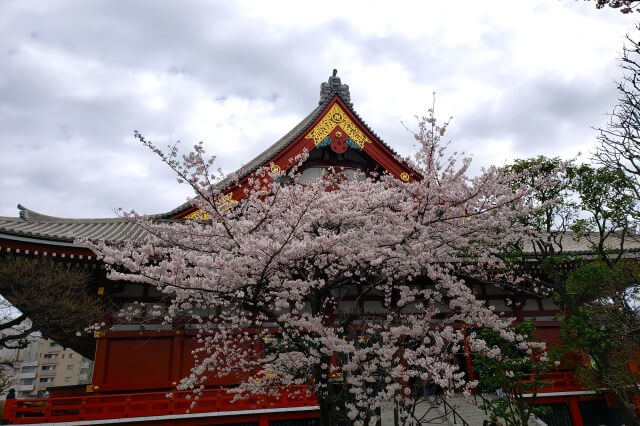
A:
[0,72,633,425]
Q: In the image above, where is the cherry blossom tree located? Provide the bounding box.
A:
[85,107,554,426]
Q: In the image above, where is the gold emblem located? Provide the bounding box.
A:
[335,130,342,138]
[305,104,372,149]
[400,172,410,182]
[270,164,281,173]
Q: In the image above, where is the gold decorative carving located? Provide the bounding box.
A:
[270,164,281,173]
[183,209,209,221]
[400,172,410,182]
[305,103,371,149]
[183,192,234,220]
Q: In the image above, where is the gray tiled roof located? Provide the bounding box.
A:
[523,231,640,255]
[0,205,148,243]
[3,203,640,257]
[5,201,640,254]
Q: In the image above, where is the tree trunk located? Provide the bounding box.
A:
[319,398,336,426]
[613,388,640,426]
[517,405,530,426]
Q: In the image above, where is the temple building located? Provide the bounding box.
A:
[0,72,633,425]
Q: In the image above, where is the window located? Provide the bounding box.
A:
[64,377,71,383]
[43,353,58,360]
[66,364,74,371]
[41,365,56,372]
[80,368,90,375]
[68,353,74,359]
[49,343,61,349]
[38,378,53,384]
[21,366,36,374]
[20,378,34,385]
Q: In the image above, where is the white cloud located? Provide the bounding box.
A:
[0,0,634,217]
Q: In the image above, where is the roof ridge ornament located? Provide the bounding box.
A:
[17,204,28,221]
[319,69,351,106]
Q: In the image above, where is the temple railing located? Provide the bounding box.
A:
[2,386,319,425]
[520,371,584,394]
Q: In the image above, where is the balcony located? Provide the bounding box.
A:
[79,374,89,382]
[18,372,36,379]
[16,385,34,392]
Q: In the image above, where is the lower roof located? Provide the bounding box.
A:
[0,205,147,244]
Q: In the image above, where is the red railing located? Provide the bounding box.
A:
[521,371,584,394]
[3,386,319,424]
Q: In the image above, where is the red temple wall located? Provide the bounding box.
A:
[91,330,258,393]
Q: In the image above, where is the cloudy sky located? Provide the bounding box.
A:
[0,0,635,218]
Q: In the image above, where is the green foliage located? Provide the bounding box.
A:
[565,260,638,305]
[561,307,640,393]
[567,165,636,236]
[507,157,575,236]
[508,157,640,424]
[474,322,553,426]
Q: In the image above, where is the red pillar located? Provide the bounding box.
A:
[2,398,16,423]
[91,336,109,391]
[170,331,183,387]
[569,399,584,426]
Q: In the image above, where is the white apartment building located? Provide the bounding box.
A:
[13,339,93,398]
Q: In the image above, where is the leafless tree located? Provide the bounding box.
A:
[595,25,640,199]
[0,257,103,358]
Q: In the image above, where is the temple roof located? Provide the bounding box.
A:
[526,232,640,255]
[0,205,147,244]
[160,71,403,219]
